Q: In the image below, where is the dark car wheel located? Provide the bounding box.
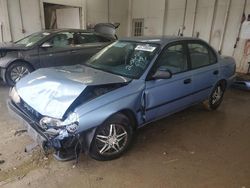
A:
[6,62,33,86]
[89,113,133,161]
[204,83,225,110]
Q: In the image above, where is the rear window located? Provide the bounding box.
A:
[75,33,111,44]
[188,42,217,69]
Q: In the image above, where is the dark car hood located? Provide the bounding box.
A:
[15,65,131,119]
[0,42,28,51]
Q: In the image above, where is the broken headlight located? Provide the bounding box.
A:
[40,112,79,132]
[9,87,21,104]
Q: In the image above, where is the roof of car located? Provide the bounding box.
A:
[120,36,204,46]
[42,28,93,34]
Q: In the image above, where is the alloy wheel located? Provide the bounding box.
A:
[10,66,30,83]
[95,124,128,155]
[211,85,223,104]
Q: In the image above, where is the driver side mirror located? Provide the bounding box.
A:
[152,67,172,80]
[41,42,53,48]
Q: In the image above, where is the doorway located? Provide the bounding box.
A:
[43,3,81,29]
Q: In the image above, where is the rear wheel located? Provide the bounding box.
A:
[89,113,133,161]
[5,62,33,86]
[204,83,225,110]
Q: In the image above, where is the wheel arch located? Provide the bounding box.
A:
[217,79,227,91]
[117,109,138,130]
[4,59,35,85]
[6,59,34,72]
[82,109,137,154]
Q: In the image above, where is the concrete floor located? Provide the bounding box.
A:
[0,80,250,188]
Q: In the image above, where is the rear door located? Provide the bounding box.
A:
[144,42,194,122]
[187,41,219,102]
[72,32,112,64]
[39,31,76,67]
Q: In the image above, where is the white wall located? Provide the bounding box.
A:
[8,0,42,41]
[86,0,108,24]
[0,0,12,42]
[109,0,129,37]
[0,0,128,41]
[132,0,165,36]
[131,0,250,73]
[43,0,83,7]
[1,0,250,72]
[0,0,87,42]
[86,0,129,37]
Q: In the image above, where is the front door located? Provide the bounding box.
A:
[144,42,194,122]
[72,32,110,64]
[39,31,76,67]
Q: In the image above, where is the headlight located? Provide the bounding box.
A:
[40,112,79,132]
[9,87,20,104]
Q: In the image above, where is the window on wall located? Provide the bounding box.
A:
[132,19,144,37]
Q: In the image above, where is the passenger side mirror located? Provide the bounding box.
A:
[152,67,172,80]
[41,42,53,48]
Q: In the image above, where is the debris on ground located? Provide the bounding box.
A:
[43,157,48,161]
[14,129,27,136]
[0,160,5,164]
[25,143,38,153]
[0,148,51,184]
[96,177,104,181]
[17,174,26,180]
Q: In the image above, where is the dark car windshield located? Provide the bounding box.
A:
[85,41,159,79]
[15,32,51,47]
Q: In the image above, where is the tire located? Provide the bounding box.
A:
[203,82,225,110]
[5,62,33,86]
[89,113,134,161]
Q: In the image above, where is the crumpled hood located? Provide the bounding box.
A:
[15,65,131,119]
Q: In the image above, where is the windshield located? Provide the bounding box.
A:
[85,41,159,79]
[15,32,51,47]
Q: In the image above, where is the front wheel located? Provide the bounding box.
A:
[204,83,225,110]
[5,62,33,86]
[89,113,133,161]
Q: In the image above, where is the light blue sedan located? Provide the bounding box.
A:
[8,36,236,161]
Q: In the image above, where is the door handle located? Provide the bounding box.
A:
[71,50,77,53]
[184,78,192,84]
[213,70,219,75]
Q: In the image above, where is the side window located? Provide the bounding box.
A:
[96,35,111,42]
[188,43,217,69]
[48,32,74,47]
[155,44,188,74]
[75,33,104,44]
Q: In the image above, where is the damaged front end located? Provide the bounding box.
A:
[8,86,86,161]
[8,80,129,161]
[7,96,83,161]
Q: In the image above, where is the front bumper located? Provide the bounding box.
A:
[7,100,79,160]
[227,73,237,88]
